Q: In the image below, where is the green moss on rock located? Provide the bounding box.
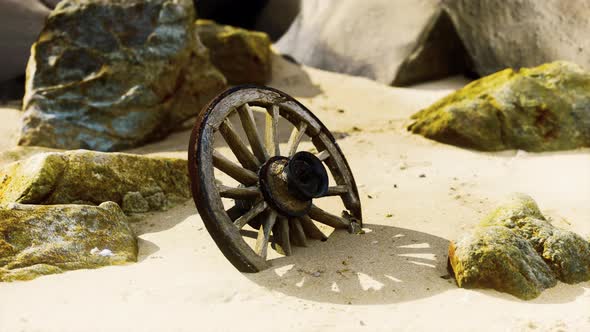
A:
[409,61,590,151]
[449,193,590,299]
[196,19,271,84]
[0,202,137,282]
[0,150,190,214]
[449,226,556,300]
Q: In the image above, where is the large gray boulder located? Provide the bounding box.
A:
[442,0,590,76]
[274,0,444,85]
[19,0,226,151]
[0,1,50,82]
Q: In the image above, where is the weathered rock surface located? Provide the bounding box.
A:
[19,0,226,151]
[0,1,50,82]
[0,150,190,213]
[0,202,137,282]
[409,61,590,151]
[481,194,590,284]
[449,226,557,300]
[392,9,472,86]
[275,0,445,85]
[449,194,590,299]
[443,0,590,77]
[196,20,272,84]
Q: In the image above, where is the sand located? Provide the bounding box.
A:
[0,56,589,332]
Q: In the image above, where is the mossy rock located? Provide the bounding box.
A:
[409,61,590,151]
[196,19,271,84]
[0,202,137,282]
[482,194,590,284]
[449,193,590,299]
[19,0,226,151]
[449,226,556,300]
[0,150,190,214]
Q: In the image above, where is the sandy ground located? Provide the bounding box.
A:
[0,56,589,332]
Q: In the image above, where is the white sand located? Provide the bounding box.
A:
[0,56,589,332]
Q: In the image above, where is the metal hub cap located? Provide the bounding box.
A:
[259,152,328,217]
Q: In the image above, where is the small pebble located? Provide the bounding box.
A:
[312,271,321,277]
[419,174,426,178]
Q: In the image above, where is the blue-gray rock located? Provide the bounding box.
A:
[19,0,226,151]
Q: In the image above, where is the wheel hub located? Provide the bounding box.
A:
[258,151,328,217]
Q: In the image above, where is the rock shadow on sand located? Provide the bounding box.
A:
[247,224,455,305]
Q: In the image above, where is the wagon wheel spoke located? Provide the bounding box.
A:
[298,215,328,241]
[278,217,292,256]
[265,105,280,156]
[234,201,268,229]
[321,185,349,197]
[217,185,261,200]
[212,150,258,185]
[290,218,308,247]
[316,150,330,161]
[287,122,308,157]
[219,118,260,171]
[238,103,269,163]
[308,204,350,229]
[255,209,278,259]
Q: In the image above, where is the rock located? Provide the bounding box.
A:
[449,194,590,299]
[0,150,190,214]
[409,61,590,151]
[392,9,472,86]
[196,19,272,84]
[0,202,137,282]
[122,192,150,214]
[443,0,590,77]
[19,0,226,151]
[253,0,300,41]
[482,194,590,284]
[449,226,557,300]
[275,0,445,85]
[0,1,50,82]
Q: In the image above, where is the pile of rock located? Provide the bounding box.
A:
[0,150,191,281]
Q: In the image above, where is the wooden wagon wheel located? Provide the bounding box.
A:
[188,86,362,272]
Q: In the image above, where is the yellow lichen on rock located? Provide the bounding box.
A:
[0,150,190,214]
[196,19,272,84]
[0,202,137,282]
[409,61,590,151]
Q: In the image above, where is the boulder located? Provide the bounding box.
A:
[0,1,50,82]
[0,202,137,282]
[0,150,190,214]
[449,226,556,300]
[19,0,226,151]
[449,194,590,299]
[196,20,272,84]
[481,194,590,284]
[274,0,447,85]
[409,61,590,151]
[443,0,590,77]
